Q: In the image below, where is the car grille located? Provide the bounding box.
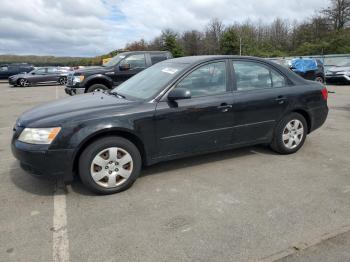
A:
[67,73,74,86]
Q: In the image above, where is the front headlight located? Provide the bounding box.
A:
[73,75,84,83]
[18,127,61,144]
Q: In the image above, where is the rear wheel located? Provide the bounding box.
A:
[87,84,109,93]
[270,113,307,154]
[58,77,67,85]
[315,76,324,83]
[78,136,141,194]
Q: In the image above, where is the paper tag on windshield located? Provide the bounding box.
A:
[162,67,178,74]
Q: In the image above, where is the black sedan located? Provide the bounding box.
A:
[8,67,69,87]
[11,56,328,194]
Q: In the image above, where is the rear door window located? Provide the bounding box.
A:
[232,60,288,91]
[150,53,169,65]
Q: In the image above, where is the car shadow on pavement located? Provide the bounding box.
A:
[9,163,56,196]
[70,145,278,196]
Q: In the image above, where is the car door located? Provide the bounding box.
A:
[154,60,235,158]
[46,67,60,83]
[114,53,147,84]
[31,68,48,84]
[230,59,291,144]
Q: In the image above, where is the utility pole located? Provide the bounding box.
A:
[239,37,242,56]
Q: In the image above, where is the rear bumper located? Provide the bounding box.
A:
[11,139,75,183]
[309,105,329,133]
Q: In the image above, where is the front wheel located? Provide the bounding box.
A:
[86,84,109,93]
[18,78,30,87]
[270,113,307,154]
[78,136,142,194]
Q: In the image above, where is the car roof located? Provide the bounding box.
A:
[120,50,171,55]
[167,55,273,64]
[165,55,308,84]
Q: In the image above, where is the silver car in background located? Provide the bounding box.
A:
[8,67,70,87]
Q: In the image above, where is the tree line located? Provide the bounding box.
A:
[125,0,350,58]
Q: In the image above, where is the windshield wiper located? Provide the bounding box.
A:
[110,91,126,99]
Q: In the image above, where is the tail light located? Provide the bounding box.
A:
[321,87,328,100]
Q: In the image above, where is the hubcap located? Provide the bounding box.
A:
[282,119,304,149]
[90,147,133,188]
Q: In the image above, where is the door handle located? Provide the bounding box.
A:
[275,96,287,104]
[217,103,232,112]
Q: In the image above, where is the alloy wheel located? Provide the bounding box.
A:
[90,147,133,188]
[282,119,304,149]
[19,79,29,87]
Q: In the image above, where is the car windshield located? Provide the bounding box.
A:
[103,53,127,67]
[112,61,188,100]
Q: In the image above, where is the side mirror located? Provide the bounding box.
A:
[119,63,131,71]
[168,88,191,101]
[31,72,36,75]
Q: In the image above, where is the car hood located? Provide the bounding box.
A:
[9,73,27,79]
[17,92,139,127]
[74,66,112,75]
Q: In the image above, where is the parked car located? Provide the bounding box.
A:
[0,63,34,79]
[12,56,328,194]
[65,51,172,95]
[8,67,69,87]
[325,62,350,84]
[289,58,325,83]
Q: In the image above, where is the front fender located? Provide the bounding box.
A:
[82,74,113,89]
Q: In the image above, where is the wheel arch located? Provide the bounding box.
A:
[292,109,312,133]
[72,129,146,175]
[85,76,113,91]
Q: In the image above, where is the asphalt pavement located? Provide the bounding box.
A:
[0,81,349,262]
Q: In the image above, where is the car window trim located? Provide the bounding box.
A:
[160,59,233,101]
[231,58,292,92]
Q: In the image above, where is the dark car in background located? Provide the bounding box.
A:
[12,56,328,194]
[9,67,69,87]
[325,62,350,84]
[65,51,172,95]
[0,63,34,79]
[290,58,325,83]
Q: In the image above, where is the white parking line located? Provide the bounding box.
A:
[55,86,59,99]
[53,183,69,262]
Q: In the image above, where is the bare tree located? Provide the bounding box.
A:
[180,30,203,55]
[322,0,350,30]
[203,18,224,54]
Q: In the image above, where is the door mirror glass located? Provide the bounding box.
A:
[168,88,191,101]
[119,63,131,71]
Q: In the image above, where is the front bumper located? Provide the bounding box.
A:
[65,86,85,96]
[8,78,17,86]
[11,139,75,183]
[326,74,350,83]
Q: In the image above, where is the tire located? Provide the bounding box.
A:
[315,76,324,83]
[86,84,109,93]
[270,113,307,154]
[18,78,29,87]
[78,136,142,194]
[58,77,67,85]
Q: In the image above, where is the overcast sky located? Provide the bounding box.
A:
[0,0,330,57]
